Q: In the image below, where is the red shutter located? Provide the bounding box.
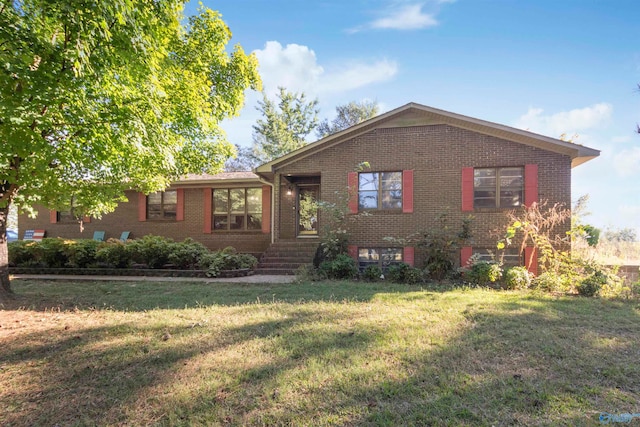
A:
[347,245,358,261]
[176,189,185,221]
[262,185,271,234]
[524,164,539,207]
[49,210,58,224]
[203,188,212,234]
[138,192,147,222]
[524,246,538,276]
[402,170,414,213]
[461,167,474,212]
[460,246,473,267]
[403,247,415,267]
[347,172,358,214]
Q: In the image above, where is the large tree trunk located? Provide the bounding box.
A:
[0,204,13,302]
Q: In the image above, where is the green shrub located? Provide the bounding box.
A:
[577,272,606,297]
[464,261,503,286]
[167,238,209,269]
[65,239,101,268]
[386,263,423,284]
[361,265,383,282]
[8,240,36,266]
[127,235,174,268]
[96,240,131,268]
[198,252,224,277]
[31,238,69,268]
[198,249,258,277]
[235,253,258,269]
[319,254,358,280]
[532,272,569,293]
[503,266,532,290]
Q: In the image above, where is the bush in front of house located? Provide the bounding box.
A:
[386,262,424,284]
[503,266,532,290]
[198,248,258,278]
[7,240,36,267]
[65,239,102,268]
[167,238,209,269]
[463,260,503,287]
[96,240,132,268]
[127,234,174,268]
[361,265,383,282]
[8,237,256,275]
[319,254,358,280]
[31,238,70,268]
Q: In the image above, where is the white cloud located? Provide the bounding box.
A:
[254,42,324,97]
[317,61,398,94]
[349,1,452,33]
[613,147,640,177]
[513,103,613,138]
[221,41,398,146]
[253,41,397,97]
[371,4,438,30]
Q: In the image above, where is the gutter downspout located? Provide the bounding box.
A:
[258,177,275,244]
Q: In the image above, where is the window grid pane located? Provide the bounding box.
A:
[212,188,262,231]
[474,167,523,208]
[359,172,402,210]
[147,190,177,220]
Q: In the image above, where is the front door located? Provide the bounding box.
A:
[297,185,319,236]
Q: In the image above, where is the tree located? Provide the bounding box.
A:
[571,194,600,247]
[251,87,319,163]
[316,100,379,139]
[224,144,259,172]
[0,1,261,299]
[604,227,637,243]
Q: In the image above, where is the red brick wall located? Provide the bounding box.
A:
[18,188,270,256]
[274,124,572,267]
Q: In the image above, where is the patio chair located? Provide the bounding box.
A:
[93,231,106,241]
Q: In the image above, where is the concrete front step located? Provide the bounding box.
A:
[257,239,319,275]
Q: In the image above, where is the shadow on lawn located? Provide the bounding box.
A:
[0,306,378,426]
[2,284,639,425]
[163,295,639,425]
[345,296,640,426]
[5,279,434,311]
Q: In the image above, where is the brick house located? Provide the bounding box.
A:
[19,103,599,273]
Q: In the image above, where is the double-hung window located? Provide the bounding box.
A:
[473,167,523,208]
[213,188,262,231]
[358,172,402,210]
[147,190,177,220]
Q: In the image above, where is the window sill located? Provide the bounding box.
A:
[211,230,264,234]
[357,209,404,214]
[472,207,520,213]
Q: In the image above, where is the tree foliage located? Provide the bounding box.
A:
[571,194,600,247]
[316,100,379,139]
[603,227,637,243]
[224,144,259,172]
[251,87,319,164]
[0,0,261,297]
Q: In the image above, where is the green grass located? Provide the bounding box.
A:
[1,279,639,426]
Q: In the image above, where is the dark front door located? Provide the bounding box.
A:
[297,185,319,236]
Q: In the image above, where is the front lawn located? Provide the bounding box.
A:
[1,280,638,426]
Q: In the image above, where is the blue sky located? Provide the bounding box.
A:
[191,0,640,235]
